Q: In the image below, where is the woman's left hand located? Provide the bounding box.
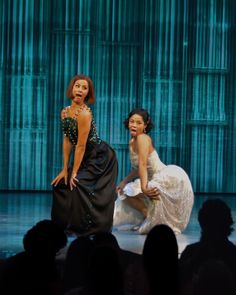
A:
[142,187,160,200]
[69,173,79,191]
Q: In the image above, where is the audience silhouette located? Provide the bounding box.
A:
[64,232,148,295]
[142,224,179,295]
[193,259,235,295]
[93,232,148,295]
[83,245,124,295]
[63,236,94,293]
[0,219,67,295]
[65,245,124,295]
[1,198,236,295]
[180,199,236,295]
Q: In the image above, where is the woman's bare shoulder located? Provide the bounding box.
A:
[137,133,151,142]
[77,106,92,121]
[60,106,70,119]
[129,138,134,145]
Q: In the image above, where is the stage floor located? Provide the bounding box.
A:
[0,192,236,259]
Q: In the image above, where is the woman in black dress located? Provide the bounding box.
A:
[51,75,118,236]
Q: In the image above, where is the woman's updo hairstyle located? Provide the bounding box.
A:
[124,108,154,134]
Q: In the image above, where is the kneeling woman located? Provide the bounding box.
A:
[114,108,194,234]
[51,75,118,236]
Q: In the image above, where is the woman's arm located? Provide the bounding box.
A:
[51,135,73,186]
[63,136,73,170]
[122,169,139,183]
[137,134,159,199]
[116,169,139,193]
[51,108,73,186]
[121,139,139,184]
[137,134,150,191]
[70,110,92,189]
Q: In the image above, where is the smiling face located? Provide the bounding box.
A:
[72,79,89,104]
[128,114,147,137]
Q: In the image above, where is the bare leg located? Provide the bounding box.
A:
[123,194,148,217]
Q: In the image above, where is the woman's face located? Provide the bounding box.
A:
[72,79,89,104]
[128,114,147,137]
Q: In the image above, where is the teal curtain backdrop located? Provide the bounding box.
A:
[0,0,235,192]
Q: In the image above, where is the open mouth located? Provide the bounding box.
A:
[130,129,137,136]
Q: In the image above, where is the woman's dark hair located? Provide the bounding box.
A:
[124,108,154,133]
[66,74,95,104]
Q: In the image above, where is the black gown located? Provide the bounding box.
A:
[51,106,118,236]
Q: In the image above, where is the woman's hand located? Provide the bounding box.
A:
[116,180,127,194]
[142,187,160,200]
[69,172,79,191]
[51,169,68,186]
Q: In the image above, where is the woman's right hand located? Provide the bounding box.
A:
[116,180,127,194]
[51,169,68,186]
[142,187,160,200]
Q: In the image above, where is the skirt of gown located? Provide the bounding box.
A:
[51,141,118,236]
[113,165,194,234]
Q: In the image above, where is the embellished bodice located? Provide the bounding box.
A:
[61,105,101,148]
[130,148,166,179]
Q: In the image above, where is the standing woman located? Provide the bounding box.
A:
[51,75,118,236]
[114,108,194,234]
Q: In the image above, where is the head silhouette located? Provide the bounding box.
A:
[143,224,179,294]
[93,232,120,249]
[198,199,234,239]
[23,219,67,257]
[143,224,178,269]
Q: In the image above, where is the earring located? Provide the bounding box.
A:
[144,128,146,133]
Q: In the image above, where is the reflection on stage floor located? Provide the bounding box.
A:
[0,191,236,259]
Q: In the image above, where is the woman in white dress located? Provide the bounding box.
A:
[113,108,194,234]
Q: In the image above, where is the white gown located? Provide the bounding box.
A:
[113,148,194,234]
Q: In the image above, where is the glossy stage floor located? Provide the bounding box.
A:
[0,191,236,259]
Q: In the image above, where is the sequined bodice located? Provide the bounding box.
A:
[130,148,166,179]
[61,105,101,148]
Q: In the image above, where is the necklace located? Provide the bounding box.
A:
[61,104,90,121]
[69,104,89,117]
[71,103,87,111]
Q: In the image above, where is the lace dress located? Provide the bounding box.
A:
[113,148,194,234]
[51,105,118,236]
